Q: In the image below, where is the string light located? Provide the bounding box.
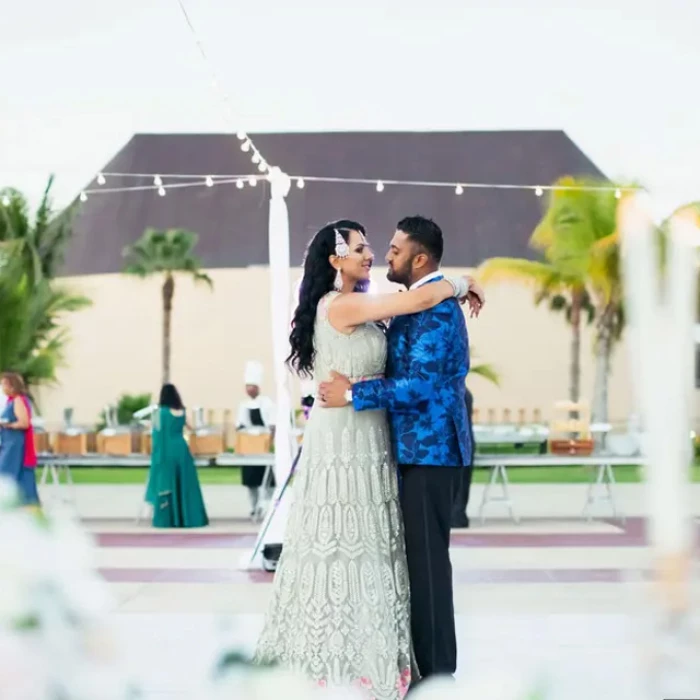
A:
[79,191,87,202]
[97,173,106,185]
[158,186,166,197]
[176,0,273,177]
[251,153,260,164]
[81,171,640,199]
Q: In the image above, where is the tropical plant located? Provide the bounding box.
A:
[477,176,630,420]
[0,175,77,284]
[476,255,588,404]
[0,180,89,393]
[96,392,152,431]
[123,228,213,385]
[0,242,90,393]
[469,348,501,387]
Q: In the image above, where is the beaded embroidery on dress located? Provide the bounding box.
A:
[255,292,413,699]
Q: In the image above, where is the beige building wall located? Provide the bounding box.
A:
[35,267,638,428]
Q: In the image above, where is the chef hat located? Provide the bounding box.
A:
[244,360,264,386]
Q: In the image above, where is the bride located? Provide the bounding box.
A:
[254,220,473,699]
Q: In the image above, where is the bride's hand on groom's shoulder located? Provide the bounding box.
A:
[461,275,484,318]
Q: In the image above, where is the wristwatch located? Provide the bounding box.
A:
[344,388,353,405]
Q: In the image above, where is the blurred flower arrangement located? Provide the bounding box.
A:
[0,477,140,700]
[0,473,546,700]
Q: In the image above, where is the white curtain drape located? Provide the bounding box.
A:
[243,167,296,560]
[619,193,696,554]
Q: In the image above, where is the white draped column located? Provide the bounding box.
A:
[618,192,700,697]
[240,167,295,569]
[267,167,294,488]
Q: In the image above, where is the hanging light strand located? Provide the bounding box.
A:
[174,0,272,174]
[79,172,641,201]
[81,176,260,198]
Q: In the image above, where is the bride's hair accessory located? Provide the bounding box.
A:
[334,229,350,258]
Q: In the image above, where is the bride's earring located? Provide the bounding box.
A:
[333,268,343,291]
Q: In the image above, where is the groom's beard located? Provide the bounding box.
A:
[386,263,412,288]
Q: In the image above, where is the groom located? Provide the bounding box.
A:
[319,216,478,683]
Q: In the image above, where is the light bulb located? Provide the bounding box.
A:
[258,162,267,172]
[535,186,543,197]
[79,191,87,202]
[248,176,257,186]
[251,152,260,164]
[297,178,305,189]
[154,175,162,187]
[615,188,622,199]
[158,186,166,197]
[241,141,251,152]
[376,181,384,192]
[236,179,244,189]
[205,176,214,187]
[237,131,247,140]
[455,184,464,195]
[97,173,106,185]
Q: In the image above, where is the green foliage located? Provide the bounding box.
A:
[0,239,90,393]
[477,176,634,405]
[468,347,501,387]
[96,393,152,431]
[122,228,212,286]
[0,176,77,283]
[123,227,212,384]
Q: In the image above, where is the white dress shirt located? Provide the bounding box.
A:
[409,270,443,290]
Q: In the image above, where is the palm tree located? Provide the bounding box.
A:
[123,228,213,385]
[477,177,628,413]
[0,181,91,394]
[477,255,587,403]
[0,244,91,391]
[0,175,76,284]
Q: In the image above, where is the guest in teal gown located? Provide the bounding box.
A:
[147,384,208,528]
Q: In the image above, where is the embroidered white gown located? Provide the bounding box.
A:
[254,293,413,699]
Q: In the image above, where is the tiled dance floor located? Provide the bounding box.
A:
[40,484,700,699]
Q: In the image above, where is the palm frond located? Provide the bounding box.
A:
[123,227,212,287]
[477,258,564,290]
[469,362,500,386]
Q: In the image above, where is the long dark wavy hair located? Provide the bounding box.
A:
[159,383,184,410]
[287,219,368,377]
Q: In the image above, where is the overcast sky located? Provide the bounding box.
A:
[2,0,699,212]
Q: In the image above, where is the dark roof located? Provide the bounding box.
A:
[62,131,606,275]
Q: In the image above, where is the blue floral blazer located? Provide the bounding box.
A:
[352,280,471,467]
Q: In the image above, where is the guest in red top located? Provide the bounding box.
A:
[0,372,39,507]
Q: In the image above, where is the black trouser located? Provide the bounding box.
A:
[451,466,473,524]
[399,464,461,679]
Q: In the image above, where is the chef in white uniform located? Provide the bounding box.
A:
[236,361,276,518]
